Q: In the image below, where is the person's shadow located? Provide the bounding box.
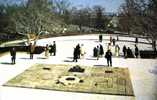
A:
[20,57,31,60]
[0,62,13,65]
[63,60,73,62]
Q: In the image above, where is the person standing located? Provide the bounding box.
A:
[112,38,116,46]
[80,44,86,59]
[93,47,97,57]
[45,44,49,58]
[127,47,134,58]
[73,48,78,62]
[52,41,56,56]
[49,44,53,56]
[10,47,16,64]
[123,45,127,58]
[76,44,81,59]
[110,36,112,44]
[107,43,112,51]
[29,43,34,59]
[105,50,112,67]
[115,44,120,57]
[99,44,104,57]
[96,45,100,60]
[135,45,139,58]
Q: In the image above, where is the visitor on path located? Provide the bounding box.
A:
[112,38,116,46]
[135,37,138,43]
[10,47,16,64]
[105,50,112,67]
[49,41,56,56]
[117,35,119,41]
[135,45,139,58]
[99,44,104,57]
[29,43,34,59]
[96,45,100,60]
[126,47,134,58]
[76,44,81,59]
[115,44,120,57]
[45,44,49,58]
[123,45,127,58]
[73,48,78,62]
[110,36,112,44]
[93,47,97,57]
[80,44,86,59]
[107,43,112,51]
[49,44,53,56]
[99,34,103,42]
[52,41,56,56]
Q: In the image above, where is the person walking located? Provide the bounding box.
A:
[135,45,139,58]
[105,50,112,67]
[115,44,120,57]
[10,47,16,64]
[123,45,127,58]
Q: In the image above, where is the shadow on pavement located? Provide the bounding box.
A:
[86,58,97,60]
[64,60,74,62]
[0,62,13,65]
[20,57,31,60]
[37,57,47,59]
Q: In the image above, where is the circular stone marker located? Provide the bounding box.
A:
[59,76,80,85]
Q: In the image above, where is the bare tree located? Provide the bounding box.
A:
[8,0,63,51]
[118,0,157,51]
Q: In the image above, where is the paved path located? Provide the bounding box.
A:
[0,34,157,100]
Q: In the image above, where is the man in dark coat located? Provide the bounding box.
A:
[93,47,97,57]
[105,50,112,67]
[73,48,78,62]
[76,44,81,59]
[127,47,134,58]
[10,47,16,64]
[112,38,116,46]
[52,41,56,56]
[99,44,104,57]
[49,41,56,56]
[123,45,127,58]
[49,44,53,56]
[135,45,139,58]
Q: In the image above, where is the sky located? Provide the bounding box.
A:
[0,0,124,13]
[69,0,124,13]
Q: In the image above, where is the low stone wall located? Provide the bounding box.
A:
[140,50,157,58]
[0,46,45,54]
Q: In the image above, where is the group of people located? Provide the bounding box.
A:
[9,36,140,66]
[73,44,86,62]
[93,44,104,60]
[44,41,56,58]
[123,44,139,58]
[9,41,56,64]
